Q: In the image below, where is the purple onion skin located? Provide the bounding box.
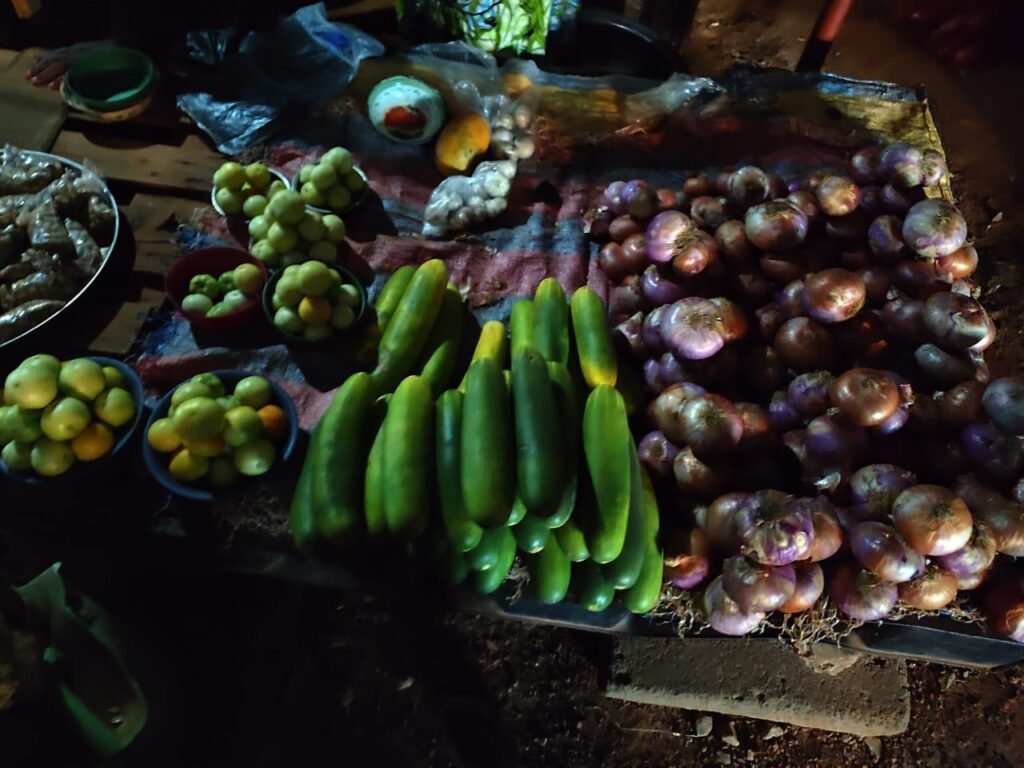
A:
[786,190,820,223]
[776,280,806,319]
[608,279,644,320]
[729,166,771,209]
[769,392,803,432]
[722,557,796,612]
[805,415,867,465]
[660,297,725,361]
[935,523,997,579]
[736,490,815,566]
[613,312,646,358]
[880,143,924,188]
[902,199,968,259]
[645,211,695,264]
[850,522,925,583]
[858,185,884,218]
[961,423,1024,485]
[623,180,658,219]
[788,371,834,420]
[642,358,663,394]
[658,351,687,388]
[816,175,861,217]
[920,149,947,186]
[915,344,978,387]
[881,182,925,214]
[755,304,785,341]
[681,394,743,462]
[735,402,775,455]
[830,562,899,621]
[781,561,825,612]
[984,377,1024,436]
[715,220,755,268]
[867,214,905,258]
[851,146,881,184]
[848,464,917,528]
[704,576,765,636]
[744,200,809,251]
[691,196,733,231]
[603,181,627,215]
[637,431,679,479]
[871,405,910,436]
[641,305,669,357]
[640,265,686,305]
[922,292,995,353]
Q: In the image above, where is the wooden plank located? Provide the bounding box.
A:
[123,192,206,276]
[88,289,165,355]
[51,131,222,197]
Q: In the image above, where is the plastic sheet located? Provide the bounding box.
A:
[177,3,383,155]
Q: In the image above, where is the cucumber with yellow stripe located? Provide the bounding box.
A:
[511,347,564,516]
[371,259,449,394]
[570,287,617,389]
[459,320,508,391]
[436,390,483,553]
[581,384,631,563]
[602,445,646,589]
[554,516,589,562]
[543,361,579,529]
[374,264,417,331]
[533,278,569,365]
[573,561,615,612]
[509,299,535,358]
[364,417,387,536]
[310,373,377,548]
[382,375,434,538]
[289,426,321,555]
[474,526,517,594]
[419,286,465,398]
[621,468,664,614]
[526,532,571,604]
[511,513,550,553]
[461,358,514,528]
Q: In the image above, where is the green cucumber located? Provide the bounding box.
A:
[511,513,550,554]
[364,419,387,536]
[621,469,664,614]
[544,361,579,529]
[573,561,615,612]
[511,347,564,516]
[570,287,617,389]
[289,427,320,555]
[374,264,416,331]
[445,549,469,585]
[467,526,505,571]
[554,517,590,562]
[602,446,646,589]
[382,375,434,538]
[459,320,507,390]
[507,496,528,526]
[533,278,569,365]
[419,286,465,399]
[509,299,535,359]
[526,532,571,605]
[474,526,517,594]
[436,390,483,553]
[461,358,514,528]
[581,385,631,563]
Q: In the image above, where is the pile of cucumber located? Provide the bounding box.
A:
[290,261,664,614]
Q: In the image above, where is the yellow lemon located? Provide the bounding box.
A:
[94,387,135,428]
[168,449,209,481]
[31,439,75,477]
[58,358,106,401]
[71,423,115,461]
[40,397,91,441]
[147,418,181,453]
[298,296,331,326]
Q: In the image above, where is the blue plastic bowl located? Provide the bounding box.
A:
[0,356,145,485]
[142,370,299,502]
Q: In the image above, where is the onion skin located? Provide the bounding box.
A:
[732,272,774,306]
[613,311,646,358]
[920,149,947,186]
[774,318,835,372]
[830,561,899,621]
[735,402,775,455]
[858,185,884,218]
[982,567,1024,643]
[779,561,824,613]
[645,211,695,264]
[825,210,867,242]
[661,298,725,361]
[709,297,748,343]
[622,180,657,219]
[715,220,755,268]
[603,181,627,215]
[963,470,1024,554]
[892,484,973,556]
[804,414,867,464]
[786,190,820,222]
[898,565,958,610]
[902,199,968,259]
[983,377,1024,435]
[829,368,900,427]
[681,394,743,461]
[755,304,785,342]
[880,143,924,188]
[915,344,978,387]
[640,266,685,307]
[690,196,732,230]
[658,351,686,388]
[722,557,796,612]
[584,207,613,240]
[935,245,978,283]
[744,200,809,251]
[858,267,893,305]
[648,382,705,443]
[637,431,679,479]
[776,280,806,318]
[936,522,997,581]
[728,166,771,209]
[922,292,995,352]
[939,380,985,428]
[850,522,925,583]
[881,182,923,214]
[960,423,1024,485]
[848,464,917,527]
[769,392,803,432]
[608,278,644,319]
[671,230,719,277]
[736,490,814,566]
[664,528,712,589]
[673,446,731,499]
[656,188,681,212]
[788,371,834,420]
[609,215,643,243]
[704,576,765,636]
[641,304,668,355]
[803,268,866,325]
[698,492,752,553]
[867,214,905,258]
[760,252,805,286]
[807,498,843,562]
[851,145,882,184]
[816,175,860,217]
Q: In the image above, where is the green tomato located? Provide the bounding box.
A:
[206,302,234,318]
[188,274,221,299]
[343,171,366,193]
[233,376,272,410]
[303,324,333,343]
[249,214,272,242]
[0,405,42,443]
[322,147,353,175]
[267,179,287,198]
[171,380,214,408]
[267,222,299,253]
[215,187,244,215]
[279,250,306,268]
[213,161,246,191]
[321,214,346,244]
[310,162,338,192]
[233,263,264,296]
[222,289,249,310]
[297,214,326,243]
[250,240,279,267]
[274,276,303,308]
[181,293,213,315]
[189,373,226,399]
[244,163,271,191]
[273,307,303,335]
[234,438,276,476]
[218,270,236,293]
[298,164,314,184]
[308,241,337,264]
[300,181,326,208]
[223,405,264,447]
[326,186,351,211]
[208,455,240,488]
[242,194,268,219]
[330,303,356,331]
[2,440,33,471]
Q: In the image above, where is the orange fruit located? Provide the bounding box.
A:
[257,404,288,442]
[71,422,115,461]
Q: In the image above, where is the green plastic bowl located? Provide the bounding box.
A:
[65,47,154,113]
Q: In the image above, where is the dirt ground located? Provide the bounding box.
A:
[5,2,1024,767]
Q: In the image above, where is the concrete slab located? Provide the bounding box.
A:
[607,637,910,737]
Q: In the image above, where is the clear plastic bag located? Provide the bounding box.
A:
[177,3,384,155]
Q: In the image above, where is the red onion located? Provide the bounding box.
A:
[936,522,997,582]
[603,181,627,214]
[691,347,740,387]
[825,210,868,242]
[802,268,866,324]
[740,345,788,392]
[641,306,668,356]
[893,260,944,299]
[851,145,881,184]
[871,405,909,436]
[683,174,714,199]
[704,576,765,636]
[732,272,774,306]
[744,200,809,251]
[697,492,750,553]
[955,475,1024,556]
[642,359,663,394]
[939,380,984,427]
[608,278,643,319]
[920,149,947,186]
[847,464,916,527]
[898,564,958,610]
[800,170,827,193]
[728,166,771,209]
[983,569,1024,643]
[759,252,805,286]
[767,174,787,199]
[735,490,814,566]
[583,207,613,240]
[774,280,804,318]
[709,297,748,343]
[935,245,978,283]
[680,394,743,461]
[892,484,973,556]
[774,318,835,372]
[735,402,774,455]
[670,230,718,277]
[648,381,705,442]
[957,568,990,591]
[660,298,726,360]
[816,175,860,217]
[883,298,926,343]
[867,215,905,258]
[779,561,824,613]
[640,266,685,307]
[983,377,1024,436]
[879,143,924,187]
[690,196,731,230]
[657,351,686,388]
[673,446,730,499]
[902,199,968,259]
[922,292,995,352]
[644,211,696,265]
[713,171,732,195]
[882,184,922,215]
[785,190,820,222]
[915,344,978,387]
[656,188,680,212]
[856,267,892,306]
[858,185,884,218]
[722,556,796,612]
[960,423,1024,485]
[804,414,867,464]
[613,312,646,358]
[715,220,755,268]
[806,497,843,561]
[828,368,900,427]
[787,371,833,420]
[600,240,644,282]
[664,528,712,589]
[769,392,802,432]
[850,522,925,583]
[755,304,785,341]
[609,215,642,243]
[830,561,898,621]
[622,180,657,219]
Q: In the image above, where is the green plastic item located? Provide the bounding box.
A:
[65,47,155,113]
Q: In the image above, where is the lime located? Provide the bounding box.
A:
[327,186,351,211]
[94,387,135,428]
[322,147,353,175]
[234,438,276,476]
[40,397,91,441]
[189,373,225,399]
[208,456,240,489]
[147,418,182,453]
[242,194,268,219]
[5,364,58,409]
[182,294,213,314]
[31,439,75,477]
[58,358,106,401]
[171,380,214,409]
[168,449,209,481]
[2,440,33,471]
[223,406,264,448]
[322,214,346,244]
[248,214,272,242]
[71,422,115,461]
[233,376,271,410]
[171,397,225,442]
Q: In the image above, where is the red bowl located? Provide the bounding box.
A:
[165,247,268,330]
